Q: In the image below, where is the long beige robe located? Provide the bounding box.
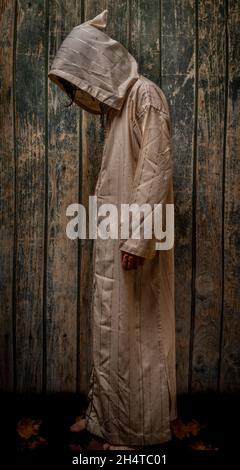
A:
[49,10,177,446]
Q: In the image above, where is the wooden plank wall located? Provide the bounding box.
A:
[0,0,239,395]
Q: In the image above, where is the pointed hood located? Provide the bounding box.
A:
[48,10,139,114]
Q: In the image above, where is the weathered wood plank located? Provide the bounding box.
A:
[220,0,240,392]
[106,0,129,47]
[1,0,239,397]
[46,0,82,392]
[14,0,46,392]
[191,0,226,392]
[79,0,107,395]
[0,0,15,391]
[161,0,195,395]
[131,0,161,84]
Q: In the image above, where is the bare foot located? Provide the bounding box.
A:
[70,416,86,433]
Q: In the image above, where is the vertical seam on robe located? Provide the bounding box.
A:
[117,246,120,442]
[99,238,107,423]
[116,166,121,442]
[93,242,100,415]
[106,165,112,429]
[108,245,114,432]
[137,267,145,443]
[85,240,98,427]
[155,269,171,438]
[146,277,153,440]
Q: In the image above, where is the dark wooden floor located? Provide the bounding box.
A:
[2,392,239,467]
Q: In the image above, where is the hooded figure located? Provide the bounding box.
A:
[49,10,176,446]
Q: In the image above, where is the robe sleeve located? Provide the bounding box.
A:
[119,104,173,259]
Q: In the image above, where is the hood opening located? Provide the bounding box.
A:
[48,10,139,114]
[56,76,102,114]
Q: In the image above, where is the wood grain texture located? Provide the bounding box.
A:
[79,0,107,395]
[220,0,240,392]
[106,0,129,47]
[46,0,82,392]
[0,0,15,391]
[130,0,161,84]
[0,0,240,396]
[14,0,46,392]
[161,0,195,395]
[191,0,226,392]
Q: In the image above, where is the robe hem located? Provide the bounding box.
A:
[85,419,172,446]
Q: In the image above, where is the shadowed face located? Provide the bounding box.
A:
[58,77,109,114]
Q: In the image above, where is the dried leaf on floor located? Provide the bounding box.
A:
[190,441,219,451]
[171,418,204,440]
[16,418,42,440]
